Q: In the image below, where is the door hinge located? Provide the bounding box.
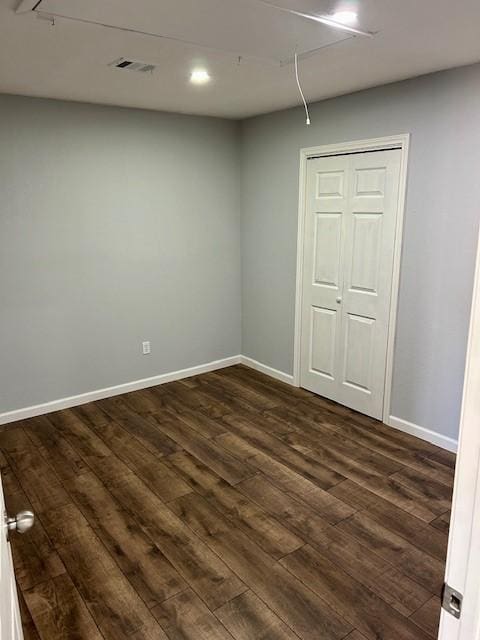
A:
[442,583,463,619]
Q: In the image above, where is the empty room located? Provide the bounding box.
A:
[1,1,480,639]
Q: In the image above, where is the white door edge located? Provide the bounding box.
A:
[438,228,480,640]
[293,133,410,425]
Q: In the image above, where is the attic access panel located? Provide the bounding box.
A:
[33,0,352,63]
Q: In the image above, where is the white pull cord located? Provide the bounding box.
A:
[294,51,311,126]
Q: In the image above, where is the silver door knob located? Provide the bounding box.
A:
[6,510,35,535]
[336,296,342,303]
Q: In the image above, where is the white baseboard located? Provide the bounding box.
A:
[240,356,294,386]
[0,353,458,456]
[0,355,241,426]
[387,415,458,453]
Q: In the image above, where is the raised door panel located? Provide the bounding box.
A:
[355,167,386,197]
[310,307,337,380]
[313,213,342,289]
[342,313,375,394]
[316,171,345,199]
[349,213,383,296]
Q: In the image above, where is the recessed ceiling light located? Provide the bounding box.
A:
[190,69,211,85]
[331,10,358,25]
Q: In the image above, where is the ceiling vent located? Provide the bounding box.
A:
[108,57,156,73]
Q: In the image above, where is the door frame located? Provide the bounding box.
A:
[293,134,410,424]
[437,228,480,640]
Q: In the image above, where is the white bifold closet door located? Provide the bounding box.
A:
[300,149,401,420]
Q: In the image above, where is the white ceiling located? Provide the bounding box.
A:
[1,0,480,119]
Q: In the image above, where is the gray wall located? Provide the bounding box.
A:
[0,95,241,413]
[2,65,479,440]
[240,63,480,441]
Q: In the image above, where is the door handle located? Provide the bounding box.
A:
[6,510,35,536]
[336,296,342,304]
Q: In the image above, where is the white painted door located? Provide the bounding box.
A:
[438,230,480,640]
[0,472,23,640]
[300,149,401,419]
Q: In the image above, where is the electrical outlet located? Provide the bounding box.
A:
[142,341,151,355]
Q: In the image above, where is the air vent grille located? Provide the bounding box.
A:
[109,58,156,73]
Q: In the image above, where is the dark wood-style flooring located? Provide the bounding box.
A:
[0,365,455,640]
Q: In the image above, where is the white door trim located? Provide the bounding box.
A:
[293,134,410,424]
[438,228,480,640]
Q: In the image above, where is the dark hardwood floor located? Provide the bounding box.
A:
[0,365,455,640]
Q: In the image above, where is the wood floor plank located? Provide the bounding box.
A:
[151,588,233,640]
[309,398,450,465]
[176,377,199,389]
[167,451,303,559]
[121,389,165,418]
[169,491,352,640]
[424,448,456,470]
[41,408,190,515]
[280,545,432,640]
[281,419,403,474]
[1,464,65,591]
[220,366,304,407]
[39,413,139,487]
[47,463,187,609]
[88,467,247,611]
[250,451,356,524]
[19,415,245,614]
[336,512,445,594]
[215,431,263,459]
[390,466,453,512]
[194,376,268,416]
[72,402,111,429]
[281,430,403,484]
[228,366,314,402]
[149,381,233,419]
[47,410,112,459]
[343,632,369,640]
[221,413,345,489]
[0,427,71,513]
[39,504,168,640]
[329,480,449,561]
[322,419,454,488]
[410,596,441,638]
[0,448,9,470]
[238,474,431,616]
[168,490,235,538]
[350,475,441,522]
[25,415,90,481]
[74,416,191,502]
[125,387,230,440]
[80,481,187,608]
[400,546,446,596]
[207,371,279,410]
[23,574,104,640]
[166,406,229,440]
[237,474,331,541]
[266,401,453,487]
[96,397,180,457]
[431,512,451,534]
[216,434,356,525]
[215,590,299,640]
[18,590,41,640]
[144,414,255,485]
